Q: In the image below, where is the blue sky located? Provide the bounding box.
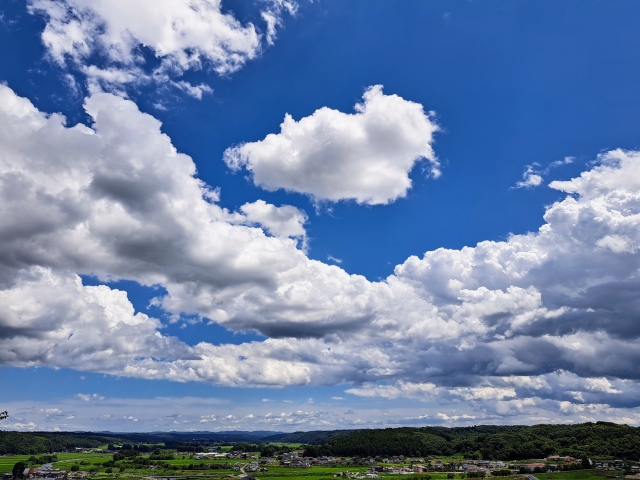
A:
[1,0,640,432]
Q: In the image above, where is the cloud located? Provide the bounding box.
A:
[515,165,543,188]
[437,412,476,422]
[224,85,440,205]
[261,0,298,45]
[259,410,329,425]
[28,0,295,93]
[11,422,37,430]
[1,86,640,423]
[77,393,105,402]
[549,156,575,169]
[174,81,214,100]
[38,408,67,418]
[514,157,575,189]
[239,200,307,241]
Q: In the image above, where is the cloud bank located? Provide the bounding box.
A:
[1,85,640,425]
[224,85,440,205]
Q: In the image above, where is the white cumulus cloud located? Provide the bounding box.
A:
[28,0,295,92]
[224,85,440,205]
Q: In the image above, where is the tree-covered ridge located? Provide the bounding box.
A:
[302,422,640,460]
[263,430,357,445]
[0,431,271,455]
[0,432,126,455]
[1,422,639,459]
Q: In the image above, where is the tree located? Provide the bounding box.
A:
[12,462,26,479]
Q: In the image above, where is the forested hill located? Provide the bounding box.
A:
[0,431,280,455]
[262,430,357,444]
[302,423,640,460]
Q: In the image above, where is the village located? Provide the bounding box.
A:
[3,447,639,480]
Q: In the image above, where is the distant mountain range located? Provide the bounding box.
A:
[65,429,357,444]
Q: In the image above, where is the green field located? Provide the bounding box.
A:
[535,471,601,480]
[265,444,304,449]
[262,466,369,475]
[0,456,33,474]
[259,475,453,480]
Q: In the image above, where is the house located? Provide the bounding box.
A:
[525,463,546,471]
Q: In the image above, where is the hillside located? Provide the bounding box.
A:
[262,429,358,445]
[302,422,640,460]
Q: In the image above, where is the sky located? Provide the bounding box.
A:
[1,0,640,433]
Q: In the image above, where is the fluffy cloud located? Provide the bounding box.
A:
[224,85,440,205]
[2,85,640,423]
[28,0,294,92]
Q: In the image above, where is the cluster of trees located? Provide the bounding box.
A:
[232,443,263,453]
[113,449,139,461]
[149,449,176,460]
[303,423,640,460]
[260,444,293,458]
[27,455,58,464]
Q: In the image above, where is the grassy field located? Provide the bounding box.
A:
[263,466,370,475]
[0,456,33,473]
[265,444,304,449]
[536,471,601,480]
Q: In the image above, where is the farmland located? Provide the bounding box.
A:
[0,449,613,480]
